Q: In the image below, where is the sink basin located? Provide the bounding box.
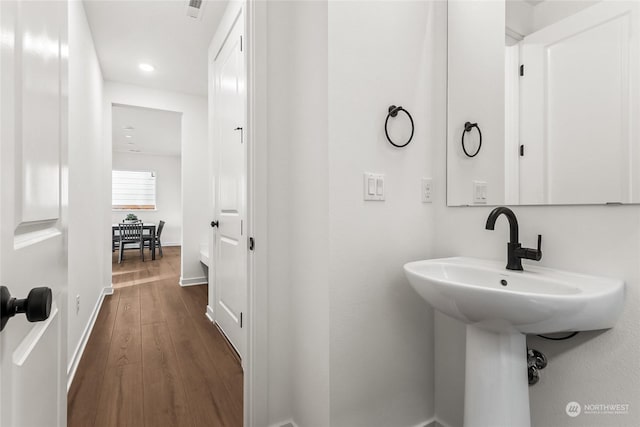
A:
[403,257,624,334]
[403,257,625,427]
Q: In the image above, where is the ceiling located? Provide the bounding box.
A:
[112,104,182,156]
[84,0,228,96]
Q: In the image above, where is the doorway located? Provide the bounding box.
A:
[67,102,243,426]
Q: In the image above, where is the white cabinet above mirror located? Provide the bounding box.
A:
[447,0,640,206]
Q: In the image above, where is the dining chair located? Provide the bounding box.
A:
[144,220,165,258]
[117,222,144,264]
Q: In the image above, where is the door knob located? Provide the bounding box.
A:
[1,286,52,332]
[211,220,219,228]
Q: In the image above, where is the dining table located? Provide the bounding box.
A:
[112,222,157,260]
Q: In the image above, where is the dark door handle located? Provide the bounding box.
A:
[234,127,244,143]
[211,221,219,228]
[1,286,52,332]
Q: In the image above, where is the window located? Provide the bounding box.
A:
[112,170,157,210]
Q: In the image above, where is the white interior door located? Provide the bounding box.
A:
[519,1,639,204]
[0,1,68,426]
[212,13,246,360]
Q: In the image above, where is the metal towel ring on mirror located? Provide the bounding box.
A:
[385,105,414,148]
[461,121,482,157]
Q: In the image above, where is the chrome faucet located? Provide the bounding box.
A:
[485,207,542,271]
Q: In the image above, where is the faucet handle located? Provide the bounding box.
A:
[521,235,543,261]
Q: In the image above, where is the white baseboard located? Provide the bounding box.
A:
[431,417,453,427]
[66,286,113,391]
[179,276,208,287]
[269,420,299,427]
[412,417,437,427]
[206,304,214,322]
[163,242,180,247]
[270,418,433,427]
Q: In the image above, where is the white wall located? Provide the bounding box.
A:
[264,2,437,426]
[264,2,330,425]
[103,82,209,286]
[67,0,107,375]
[431,2,640,427]
[112,151,182,246]
[328,1,436,426]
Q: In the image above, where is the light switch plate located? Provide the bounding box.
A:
[473,180,487,204]
[364,173,385,201]
[421,178,433,203]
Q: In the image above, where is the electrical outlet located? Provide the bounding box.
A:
[76,295,80,315]
[473,181,487,204]
[421,178,433,203]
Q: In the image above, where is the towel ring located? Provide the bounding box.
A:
[461,121,482,157]
[385,105,414,148]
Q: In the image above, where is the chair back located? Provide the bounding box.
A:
[118,222,143,243]
[157,220,165,239]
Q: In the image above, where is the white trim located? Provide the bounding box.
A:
[200,245,210,266]
[245,0,269,426]
[161,241,181,247]
[432,417,454,427]
[269,420,299,427]
[179,276,208,286]
[206,304,215,323]
[410,417,436,427]
[66,286,113,391]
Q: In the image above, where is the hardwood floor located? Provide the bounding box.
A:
[68,246,243,427]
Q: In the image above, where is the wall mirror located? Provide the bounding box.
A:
[447,0,640,206]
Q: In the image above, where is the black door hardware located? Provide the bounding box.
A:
[234,127,244,143]
[249,237,255,251]
[211,220,219,228]
[1,286,52,332]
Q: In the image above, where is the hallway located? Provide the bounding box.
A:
[68,247,243,427]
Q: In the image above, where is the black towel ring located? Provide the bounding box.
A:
[385,105,414,148]
[461,121,482,157]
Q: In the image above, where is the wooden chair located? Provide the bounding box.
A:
[144,220,165,258]
[117,222,144,264]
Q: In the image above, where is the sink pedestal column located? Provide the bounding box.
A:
[464,325,530,427]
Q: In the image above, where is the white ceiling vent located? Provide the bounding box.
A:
[186,0,205,20]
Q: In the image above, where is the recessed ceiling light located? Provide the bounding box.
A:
[123,126,135,131]
[125,135,132,138]
[139,63,154,72]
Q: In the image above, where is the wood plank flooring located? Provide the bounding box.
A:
[68,246,243,427]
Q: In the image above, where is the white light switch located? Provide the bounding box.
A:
[367,177,376,195]
[473,180,487,204]
[364,173,385,201]
[421,178,433,203]
[376,177,384,196]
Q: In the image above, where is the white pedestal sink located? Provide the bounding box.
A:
[404,257,624,427]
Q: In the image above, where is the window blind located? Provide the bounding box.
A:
[112,170,156,210]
